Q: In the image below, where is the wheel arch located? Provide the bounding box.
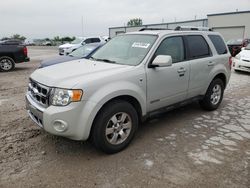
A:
[212,73,227,88]
[88,95,144,140]
[0,54,16,62]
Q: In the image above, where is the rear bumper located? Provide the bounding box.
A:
[24,57,30,62]
[16,57,30,63]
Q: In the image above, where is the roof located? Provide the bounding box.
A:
[207,10,250,17]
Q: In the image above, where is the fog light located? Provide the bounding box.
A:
[53,120,68,132]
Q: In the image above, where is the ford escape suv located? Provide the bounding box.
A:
[26,28,231,154]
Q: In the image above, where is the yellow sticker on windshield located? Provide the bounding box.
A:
[132,42,150,49]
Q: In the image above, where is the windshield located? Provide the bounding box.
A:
[71,38,83,44]
[91,34,157,66]
[245,44,250,50]
[69,45,97,58]
[227,39,243,45]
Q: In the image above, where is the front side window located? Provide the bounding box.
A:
[186,35,211,59]
[91,38,101,43]
[154,36,185,63]
[92,34,157,66]
[84,38,92,44]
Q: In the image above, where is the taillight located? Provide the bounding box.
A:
[23,46,28,56]
[229,56,232,70]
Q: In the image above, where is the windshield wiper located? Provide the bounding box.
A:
[90,57,116,64]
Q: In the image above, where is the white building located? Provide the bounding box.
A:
[109,10,250,41]
[207,11,250,41]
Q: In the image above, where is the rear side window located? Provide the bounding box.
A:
[208,35,227,55]
[186,35,211,59]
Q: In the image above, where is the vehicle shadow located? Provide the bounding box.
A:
[41,101,206,158]
[234,70,250,75]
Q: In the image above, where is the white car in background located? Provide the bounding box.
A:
[233,44,250,72]
[59,37,104,55]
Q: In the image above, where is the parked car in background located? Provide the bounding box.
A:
[0,42,30,72]
[227,38,250,57]
[42,41,52,46]
[40,43,104,68]
[26,28,231,154]
[58,37,105,55]
[0,39,23,45]
[232,43,250,72]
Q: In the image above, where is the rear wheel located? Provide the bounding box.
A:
[200,78,224,111]
[91,100,138,154]
[0,56,15,72]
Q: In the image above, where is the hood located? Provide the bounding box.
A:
[59,43,74,48]
[30,59,131,88]
[239,50,250,60]
[39,56,79,68]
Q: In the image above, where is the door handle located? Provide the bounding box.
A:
[177,67,186,77]
[208,61,215,66]
[177,67,186,73]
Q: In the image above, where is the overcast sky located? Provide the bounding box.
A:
[0,0,249,39]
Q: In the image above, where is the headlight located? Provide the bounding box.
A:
[235,54,241,60]
[51,88,83,106]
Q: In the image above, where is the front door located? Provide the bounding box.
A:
[146,36,190,112]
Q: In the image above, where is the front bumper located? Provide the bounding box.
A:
[26,94,44,128]
[58,48,64,55]
[233,58,250,72]
[26,92,98,140]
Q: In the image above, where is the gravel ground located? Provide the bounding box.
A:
[0,46,249,188]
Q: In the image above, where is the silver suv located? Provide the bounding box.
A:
[26,28,231,153]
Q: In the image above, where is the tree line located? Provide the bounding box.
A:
[1,34,76,43]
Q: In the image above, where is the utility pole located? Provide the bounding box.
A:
[81,16,84,37]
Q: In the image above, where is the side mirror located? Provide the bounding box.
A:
[81,42,86,45]
[151,55,172,67]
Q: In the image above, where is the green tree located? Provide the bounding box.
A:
[127,18,143,27]
[11,34,26,41]
[53,36,61,41]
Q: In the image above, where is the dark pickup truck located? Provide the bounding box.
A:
[0,41,30,72]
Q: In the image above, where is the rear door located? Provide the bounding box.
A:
[184,35,214,98]
[146,36,190,111]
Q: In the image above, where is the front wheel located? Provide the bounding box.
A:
[200,78,224,111]
[0,56,15,72]
[91,100,138,154]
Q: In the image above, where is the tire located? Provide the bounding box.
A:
[91,100,138,154]
[0,56,15,72]
[199,78,224,111]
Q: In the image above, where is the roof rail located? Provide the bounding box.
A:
[174,26,213,31]
[139,28,172,31]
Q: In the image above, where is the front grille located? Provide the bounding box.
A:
[28,79,51,107]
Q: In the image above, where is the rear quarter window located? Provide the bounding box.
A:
[208,35,228,55]
[186,35,211,59]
